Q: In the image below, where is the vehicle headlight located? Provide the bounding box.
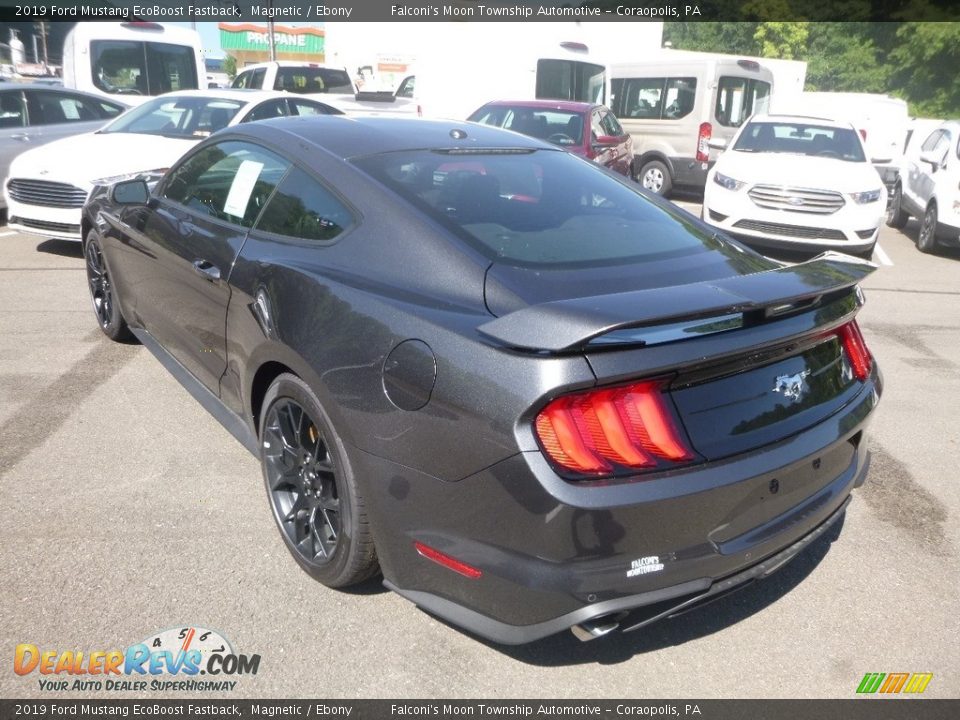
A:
[713,172,745,191]
[851,189,882,204]
[91,169,168,186]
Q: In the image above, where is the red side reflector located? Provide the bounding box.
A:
[414,542,482,579]
[859,128,867,141]
[837,321,873,381]
[696,122,712,163]
[534,380,695,478]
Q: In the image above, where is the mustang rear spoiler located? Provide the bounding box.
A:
[477,252,876,352]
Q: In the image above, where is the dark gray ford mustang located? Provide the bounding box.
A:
[82,116,881,644]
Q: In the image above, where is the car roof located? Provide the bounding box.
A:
[229,115,554,159]
[476,100,600,113]
[239,61,349,71]
[750,113,855,129]
[149,89,295,103]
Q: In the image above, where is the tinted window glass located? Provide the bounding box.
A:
[600,110,624,137]
[162,141,290,228]
[243,99,289,123]
[273,67,353,94]
[24,90,119,125]
[614,77,664,119]
[0,91,26,128]
[920,130,943,152]
[256,167,354,242]
[663,78,697,119]
[733,121,867,162]
[536,60,606,104]
[354,149,711,268]
[469,105,584,145]
[231,71,252,89]
[102,96,245,138]
[716,77,771,127]
[91,41,198,96]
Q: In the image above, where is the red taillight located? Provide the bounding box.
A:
[534,380,695,478]
[414,542,482,579]
[836,320,873,381]
[696,122,712,163]
[859,128,867,142]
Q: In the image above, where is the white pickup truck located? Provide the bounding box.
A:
[231,61,418,117]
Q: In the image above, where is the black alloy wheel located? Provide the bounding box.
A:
[917,204,939,254]
[885,184,908,229]
[259,374,379,587]
[85,232,132,342]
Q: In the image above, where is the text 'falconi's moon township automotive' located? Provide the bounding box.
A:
[82,115,881,644]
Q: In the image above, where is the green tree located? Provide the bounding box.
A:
[889,22,960,116]
[223,54,237,80]
[754,22,810,59]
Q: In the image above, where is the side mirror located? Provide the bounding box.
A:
[919,149,945,170]
[592,134,620,148]
[707,138,727,151]
[111,179,150,206]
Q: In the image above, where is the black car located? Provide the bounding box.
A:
[83,116,881,644]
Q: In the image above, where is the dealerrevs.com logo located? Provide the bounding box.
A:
[14,626,260,692]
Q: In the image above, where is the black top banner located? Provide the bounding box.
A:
[0,0,958,23]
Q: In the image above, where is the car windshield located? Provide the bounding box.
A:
[100,96,246,138]
[469,106,584,146]
[733,121,866,162]
[353,149,717,268]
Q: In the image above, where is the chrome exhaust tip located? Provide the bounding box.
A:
[570,613,623,642]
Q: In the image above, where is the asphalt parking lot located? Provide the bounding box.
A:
[1,210,958,700]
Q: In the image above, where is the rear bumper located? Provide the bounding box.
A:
[355,375,880,644]
[387,491,855,645]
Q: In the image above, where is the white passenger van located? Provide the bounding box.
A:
[610,55,774,195]
[62,22,204,103]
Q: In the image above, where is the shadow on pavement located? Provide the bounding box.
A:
[36,238,83,259]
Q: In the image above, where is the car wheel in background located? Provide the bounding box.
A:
[84,231,133,342]
[917,204,940,254]
[259,373,379,588]
[637,159,672,196]
[885,184,909,229]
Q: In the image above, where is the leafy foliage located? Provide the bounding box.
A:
[663,21,960,117]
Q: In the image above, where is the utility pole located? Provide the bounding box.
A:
[268,0,277,61]
[35,21,48,67]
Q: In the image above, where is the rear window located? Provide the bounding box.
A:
[469,106,585,145]
[715,76,770,127]
[102,96,245,138]
[91,40,198,96]
[353,149,714,268]
[734,121,867,162]
[274,67,354,94]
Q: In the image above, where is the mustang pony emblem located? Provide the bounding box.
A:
[773,370,811,403]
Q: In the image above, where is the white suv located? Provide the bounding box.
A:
[886,120,960,253]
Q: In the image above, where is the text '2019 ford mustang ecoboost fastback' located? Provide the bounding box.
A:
[83,116,881,644]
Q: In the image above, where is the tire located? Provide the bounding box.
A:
[84,231,133,342]
[259,373,379,588]
[885,183,909,229]
[917,204,940,254]
[637,159,673,197]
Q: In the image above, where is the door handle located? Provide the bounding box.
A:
[11,133,30,142]
[192,259,221,281]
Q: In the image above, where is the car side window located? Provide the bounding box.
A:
[24,90,105,125]
[162,140,291,229]
[618,78,666,119]
[232,71,251,89]
[255,166,354,243]
[0,91,26,128]
[289,99,340,116]
[919,130,943,153]
[243,99,289,123]
[600,110,624,137]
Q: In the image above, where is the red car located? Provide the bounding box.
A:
[468,100,634,177]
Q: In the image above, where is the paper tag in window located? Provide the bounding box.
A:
[223,160,264,219]
[61,100,81,120]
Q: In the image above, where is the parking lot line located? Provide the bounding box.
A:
[0,230,17,237]
[873,243,894,267]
